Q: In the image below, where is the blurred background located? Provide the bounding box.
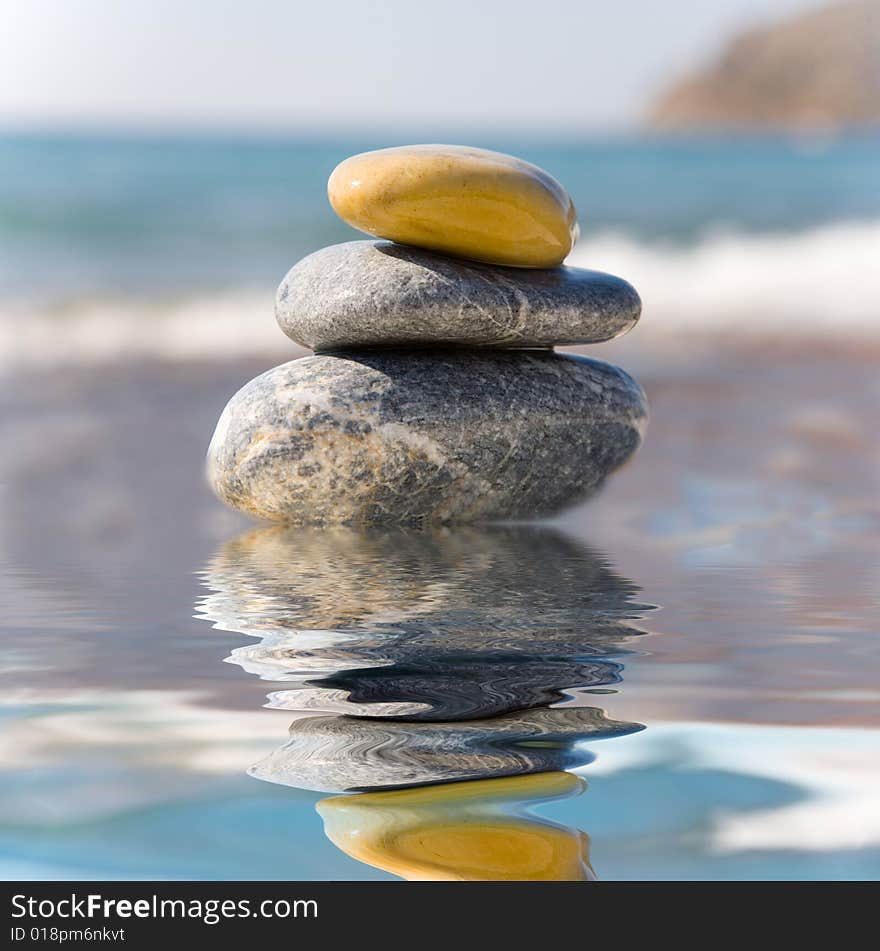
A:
[0,0,878,364]
[1,0,878,881]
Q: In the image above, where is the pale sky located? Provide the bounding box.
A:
[0,0,827,133]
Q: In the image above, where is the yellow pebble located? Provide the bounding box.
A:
[317,772,595,881]
[327,144,579,268]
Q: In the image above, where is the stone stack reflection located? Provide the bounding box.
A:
[198,525,654,880]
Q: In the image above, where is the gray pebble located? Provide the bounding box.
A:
[206,350,648,524]
[276,240,641,350]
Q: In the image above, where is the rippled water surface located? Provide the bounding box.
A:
[1,342,878,880]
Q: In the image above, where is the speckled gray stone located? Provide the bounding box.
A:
[275,240,641,351]
[206,350,648,524]
[248,707,644,792]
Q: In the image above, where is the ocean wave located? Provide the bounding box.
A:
[0,288,290,370]
[568,217,880,334]
[2,219,878,368]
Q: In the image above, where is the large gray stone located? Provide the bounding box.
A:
[275,240,641,350]
[206,350,647,524]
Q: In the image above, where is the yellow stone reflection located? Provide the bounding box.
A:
[328,145,579,268]
[317,771,595,881]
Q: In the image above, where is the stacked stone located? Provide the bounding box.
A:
[207,145,647,524]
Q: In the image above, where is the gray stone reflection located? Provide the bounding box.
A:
[198,524,652,792]
[251,707,641,793]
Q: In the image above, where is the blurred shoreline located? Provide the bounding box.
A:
[3,314,879,377]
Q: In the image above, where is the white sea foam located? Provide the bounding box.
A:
[0,288,290,370]
[2,219,878,369]
[568,217,880,334]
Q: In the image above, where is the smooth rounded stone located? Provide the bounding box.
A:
[248,706,643,793]
[317,773,595,881]
[276,241,640,351]
[206,350,648,525]
[328,145,578,268]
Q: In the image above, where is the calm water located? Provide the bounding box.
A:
[1,343,877,880]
